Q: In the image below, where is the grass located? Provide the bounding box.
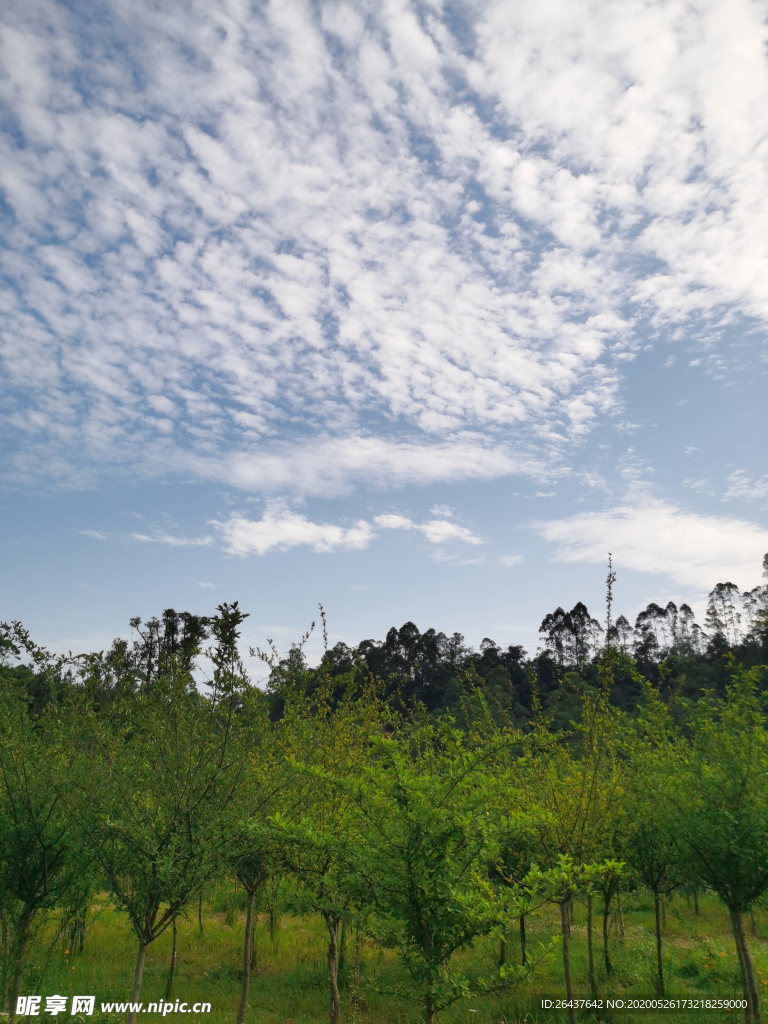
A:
[18,889,768,1024]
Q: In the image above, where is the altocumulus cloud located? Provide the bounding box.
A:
[3,0,768,494]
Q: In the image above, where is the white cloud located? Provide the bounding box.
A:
[537,500,768,589]
[131,531,213,547]
[191,438,527,496]
[215,507,374,556]
[725,471,768,503]
[79,529,107,540]
[500,555,524,567]
[1,0,767,495]
[374,513,482,545]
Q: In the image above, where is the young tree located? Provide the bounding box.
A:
[619,672,681,995]
[270,673,380,1024]
[345,721,506,1024]
[0,627,83,1023]
[65,604,248,1024]
[671,665,768,1024]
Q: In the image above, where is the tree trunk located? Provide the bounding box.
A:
[338,915,347,984]
[127,941,148,1024]
[352,923,362,1024]
[602,890,613,974]
[7,906,34,1024]
[237,888,256,1024]
[752,910,758,939]
[560,899,577,1024]
[587,893,597,998]
[424,992,436,1024]
[520,912,527,966]
[164,916,178,1000]
[617,884,625,943]
[653,890,664,998]
[198,892,204,936]
[498,926,506,968]
[323,913,341,1024]
[729,906,760,1024]
[1,909,10,1014]
[693,888,699,916]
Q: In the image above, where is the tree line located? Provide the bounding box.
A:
[1,557,767,1024]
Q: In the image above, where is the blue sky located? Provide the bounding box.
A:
[1,0,767,668]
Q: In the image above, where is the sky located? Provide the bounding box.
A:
[1,0,767,669]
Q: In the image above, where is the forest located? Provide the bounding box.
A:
[1,556,768,1024]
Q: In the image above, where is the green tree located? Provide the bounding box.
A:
[345,721,505,1024]
[0,625,82,1023]
[65,605,247,1024]
[671,664,768,1024]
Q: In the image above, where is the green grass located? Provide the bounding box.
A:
[18,891,768,1024]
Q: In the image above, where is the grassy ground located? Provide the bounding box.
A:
[19,889,768,1024]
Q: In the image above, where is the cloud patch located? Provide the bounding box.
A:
[212,504,483,556]
[537,500,768,589]
[4,0,767,492]
[374,514,482,545]
[215,508,375,556]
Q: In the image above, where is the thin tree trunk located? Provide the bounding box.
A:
[237,889,256,1024]
[127,940,148,1024]
[617,884,625,943]
[164,916,178,1000]
[693,889,699,916]
[653,891,664,998]
[338,915,347,984]
[7,907,34,1024]
[602,889,613,974]
[352,923,362,1024]
[730,907,760,1024]
[560,899,577,1024]
[424,992,436,1024]
[323,913,341,1024]
[498,926,506,968]
[752,910,758,939]
[587,893,597,999]
[520,912,527,966]
[1,909,10,1014]
[198,892,204,936]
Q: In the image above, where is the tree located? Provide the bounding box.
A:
[64,604,247,1024]
[227,693,282,1024]
[0,625,82,1023]
[539,603,603,669]
[345,721,505,1024]
[271,674,380,1024]
[671,664,768,1024]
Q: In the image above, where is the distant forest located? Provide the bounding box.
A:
[5,555,767,732]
